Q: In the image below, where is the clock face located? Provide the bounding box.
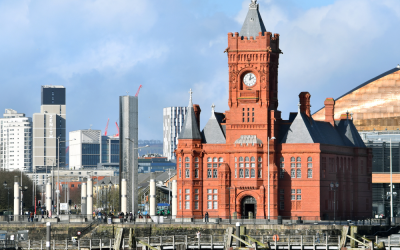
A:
[243,73,256,87]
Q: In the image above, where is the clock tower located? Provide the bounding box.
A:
[224,0,281,144]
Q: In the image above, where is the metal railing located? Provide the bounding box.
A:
[0,214,396,226]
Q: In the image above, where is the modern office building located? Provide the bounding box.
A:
[69,129,120,170]
[0,109,32,172]
[32,86,66,172]
[138,157,176,173]
[163,107,188,160]
[359,130,400,217]
[119,95,138,213]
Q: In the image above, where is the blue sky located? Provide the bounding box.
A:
[0,0,399,140]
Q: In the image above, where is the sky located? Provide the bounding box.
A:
[0,0,399,141]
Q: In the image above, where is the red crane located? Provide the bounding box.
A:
[135,85,142,97]
[104,118,110,136]
[115,122,120,137]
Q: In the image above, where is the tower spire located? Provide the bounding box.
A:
[240,0,266,39]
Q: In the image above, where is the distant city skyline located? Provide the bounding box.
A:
[1,0,399,141]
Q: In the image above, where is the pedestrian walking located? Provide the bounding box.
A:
[316,232,320,243]
[205,212,209,222]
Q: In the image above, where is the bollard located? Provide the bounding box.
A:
[100,239,102,250]
[46,222,51,250]
[211,234,213,250]
[173,236,175,250]
[236,222,241,247]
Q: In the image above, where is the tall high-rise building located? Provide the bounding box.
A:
[0,109,32,172]
[69,129,119,170]
[163,107,189,160]
[33,86,66,172]
[119,95,138,213]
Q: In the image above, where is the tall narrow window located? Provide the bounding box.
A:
[185,169,190,178]
[307,169,312,178]
[297,169,301,178]
[308,157,312,168]
[258,169,262,178]
[291,169,295,178]
[195,157,199,162]
[239,169,244,178]
[245,169,249,178]
[213,169,218,178]
[195,169,199,178]
[207,169,212,178]
[179,169,181,178]
[251,169,255,178]
[280,157,285,179]
[185,163,189,168]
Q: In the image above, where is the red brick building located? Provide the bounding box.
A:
[175,0,372,220]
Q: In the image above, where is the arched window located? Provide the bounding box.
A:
[239,157,243,162]
[307,169,312,178]
[245,157,249,162]
[239,169,244,178]
[213,157,218,162]
[219,157,223,162]
[297,169,301,178]
[291,169,295,178]
[307,157,312,162]
[251,157,255,162]
[251,169,255,178]
[207,157,211,162]
[258,157,262,162]
[291,157,295,162]
[185,157,190,162]
[185,169,190,178]
[296,157,301,162]
[245,169,249,178]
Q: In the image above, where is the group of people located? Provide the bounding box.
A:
[94,210,137,223]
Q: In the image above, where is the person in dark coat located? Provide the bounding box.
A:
[205,212,209,222]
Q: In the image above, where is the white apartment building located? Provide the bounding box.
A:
[163,107,188,160]
[0,109,32,172]
[33,86,66,172]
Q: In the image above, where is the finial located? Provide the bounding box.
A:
[346,110,349,120]
[350,112,353,120]
[188,88,193,107]
[298,103,301,113]
[211,103,215,113]
[249,0,258,9]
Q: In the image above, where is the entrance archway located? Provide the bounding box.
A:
[241,196,257,218]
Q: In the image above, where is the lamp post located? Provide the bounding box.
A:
[267,136,276,221]
[3,181,11,218]
[330,182,339,222]
[56,138,76,216]
[46,158,56,213]
[19,185,28,217]
[108,181,112,213]
[227,187,234,224]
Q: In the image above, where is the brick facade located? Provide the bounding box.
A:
[175,0,372,220]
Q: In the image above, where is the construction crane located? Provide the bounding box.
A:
[135,85,142,97]
[104,118,110,136]
[115,122,120,137]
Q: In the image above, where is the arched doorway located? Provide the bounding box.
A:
[241,196,257,218]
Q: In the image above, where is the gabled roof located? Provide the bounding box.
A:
[178,90,201,140]
[201,106,226,144]
[240,0,266,39]
[335,119,366,147]
[280,110,365,148]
